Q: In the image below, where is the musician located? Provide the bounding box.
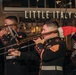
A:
[34,20,66,75]
[0,16,30,75]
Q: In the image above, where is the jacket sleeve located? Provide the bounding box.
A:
[17,49,40,61]
[42,42,66,61]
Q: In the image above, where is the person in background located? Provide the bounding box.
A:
[70,33,76,68]
[58,26,76,38]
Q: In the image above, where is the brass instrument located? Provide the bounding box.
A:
[0,30,58,55]
[19,30,58,44]
[0,24,15,36]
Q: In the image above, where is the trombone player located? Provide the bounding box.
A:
[0,16,29,75]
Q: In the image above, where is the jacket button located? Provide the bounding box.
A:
[13,62,16,64]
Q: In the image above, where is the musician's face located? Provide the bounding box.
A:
[4,19,17,32]
[41,24,53,40]
[4,19,14,26]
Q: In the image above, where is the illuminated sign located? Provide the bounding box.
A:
[25,10,76,19]
[3,7,76,19]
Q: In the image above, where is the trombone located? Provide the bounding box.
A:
[0,30,58,55]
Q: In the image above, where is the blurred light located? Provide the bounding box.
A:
[56,0,61,4]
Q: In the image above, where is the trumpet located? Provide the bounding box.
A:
[0,30,58,55]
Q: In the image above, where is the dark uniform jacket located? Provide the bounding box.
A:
[1,32,29,75]
[37,37,66,75]
[18,40,40,75]
[0,40,4,75]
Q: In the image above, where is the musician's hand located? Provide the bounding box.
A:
[8,49,21,57]
[33,37,44,44]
